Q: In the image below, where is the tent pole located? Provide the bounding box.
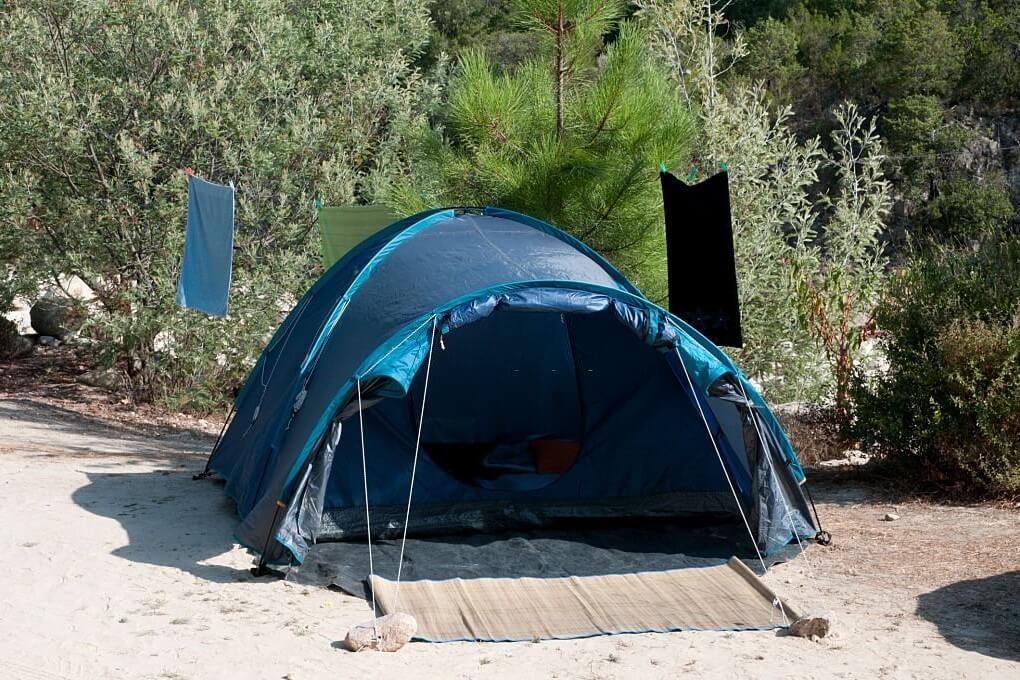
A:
[194,401,236,480]
[252,500,286,577]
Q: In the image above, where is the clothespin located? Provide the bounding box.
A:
[686,166,697,183]
[183,167,194,177]
[720,161,728,173]
[659,161,668,173]
[314,197,323,210]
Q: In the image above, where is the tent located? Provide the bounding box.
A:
[204,207,817,578]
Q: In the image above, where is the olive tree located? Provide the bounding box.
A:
[0,0,438,408]
[642,0,891,408]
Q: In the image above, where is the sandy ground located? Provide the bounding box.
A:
[0,397,1017,680]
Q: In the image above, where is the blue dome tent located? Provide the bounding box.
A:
[204,207,817,577]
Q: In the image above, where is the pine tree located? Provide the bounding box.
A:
[391,0,695,300]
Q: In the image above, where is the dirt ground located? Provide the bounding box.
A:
[0,388,1017,679]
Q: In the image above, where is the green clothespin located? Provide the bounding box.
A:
[314,197,323,210]
[659,161,668,173]
[720,161,728,173]
[686,166,697,183]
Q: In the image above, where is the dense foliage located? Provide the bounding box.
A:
[734,0,1019,110]
[0,0,437,409]
[917,175,1015,244]
[644,0,891,405]
[855,240,1020,495]
[734,0,1019,233]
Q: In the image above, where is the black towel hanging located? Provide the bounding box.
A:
[660,169,743,348]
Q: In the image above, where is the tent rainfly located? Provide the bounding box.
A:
[204,207,817,574]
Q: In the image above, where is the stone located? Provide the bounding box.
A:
[37,335,60,347]
[153,330,176,355]
[883,513,900,522]
[78,367,122,391]
[28,276,95,338]
[772,401,813,418]
[341,612,417,652]
[31,293,82,338]
[818,449,872,468]
[788,616,830,640]
[5,295,33,334]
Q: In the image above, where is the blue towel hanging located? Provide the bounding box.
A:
[176,175,235,317]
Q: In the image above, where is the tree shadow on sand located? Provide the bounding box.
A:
[72,468,265,584]
[0,398,212,458]
[916,571,1020,662]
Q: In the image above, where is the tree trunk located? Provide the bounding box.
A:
[555,2,565,138]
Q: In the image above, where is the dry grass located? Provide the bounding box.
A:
[806,469,1020,589]
[0,345,220,436]
[777,406,848,465]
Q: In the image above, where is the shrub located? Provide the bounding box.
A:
[644,2,891,405]
[879,95,969,194]
[917,175,1014,244]
[0,317,27,360]
[737,17,806,105]
[0,0,437,410]
[954,1,1020,107]
[854,239,1020,496]
[867,2,964,100]
[794,102,890,425]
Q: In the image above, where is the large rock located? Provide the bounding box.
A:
[957,134,1000,175]
[4,295,33,335]
[77,367,123,391]
[29,276,95,338]
[995,112,1020,213]
[31,295,81,338]
[341,613,417,652]
[773,401,813,418]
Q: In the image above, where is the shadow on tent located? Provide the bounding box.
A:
[916,571,1020,662]
[72,470,262,584]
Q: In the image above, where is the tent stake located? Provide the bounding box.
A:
[803,483,831,545]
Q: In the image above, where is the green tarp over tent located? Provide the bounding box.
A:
[317,205,397,268]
